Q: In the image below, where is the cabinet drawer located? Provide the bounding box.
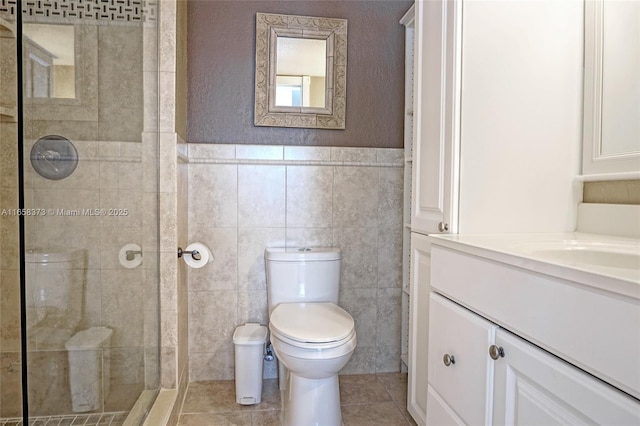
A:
[428,293,497,425]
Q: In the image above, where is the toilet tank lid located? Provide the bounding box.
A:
[65,326,112,350]
[265,247,341,262]
[233,323,268,345]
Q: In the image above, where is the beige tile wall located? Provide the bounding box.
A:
[0,122,21,418]
[16,140,158,416]
[176,144,189,410]
[1,22,21,415]
[186,144,404,381]
[23,25,144,143]
[157,2,191,425]
[583,180,640,205]
[0,4,163,420]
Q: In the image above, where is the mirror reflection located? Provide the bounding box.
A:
[254,12,347,129]
[23,24,75,99]
[275,37,326,108]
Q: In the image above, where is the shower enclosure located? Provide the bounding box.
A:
[0,0,161,423]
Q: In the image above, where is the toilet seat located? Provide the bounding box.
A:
[270,302,355,349]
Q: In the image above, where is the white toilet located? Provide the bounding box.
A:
[26,248,112,412]
[265,247,357,426]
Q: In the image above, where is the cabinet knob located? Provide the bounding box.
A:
[443,353,455,366]
[438,222,449,232]
[489,345,505,360]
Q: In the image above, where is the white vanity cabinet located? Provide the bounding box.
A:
[425,239,640,425]
[407,0,589,423]
[409,0,582,237]
[492,329,640,425]
[427,293,640,425]
[427,293,496,425]
[410,0,460,235]
[407,233,431,424]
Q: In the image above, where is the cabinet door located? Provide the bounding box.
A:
[428,293,497,425]
[410,0,461,235]
[426,385,465,425]
[493,329,640,425]
[407,233,431,425]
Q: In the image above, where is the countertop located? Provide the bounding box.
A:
[427,232,640,300]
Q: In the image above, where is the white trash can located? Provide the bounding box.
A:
[233,323,268,405]
[65,326,113,412]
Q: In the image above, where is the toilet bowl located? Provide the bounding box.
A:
[270,302,357,426]
[265,248,357,426]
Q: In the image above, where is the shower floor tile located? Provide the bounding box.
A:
[178,373,417,426]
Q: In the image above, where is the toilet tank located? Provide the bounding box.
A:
[265,247,341,314]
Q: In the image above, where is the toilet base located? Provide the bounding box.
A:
[278,359,289,391]
[283,373,341,426]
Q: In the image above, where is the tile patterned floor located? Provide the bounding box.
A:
[178,373,417,426]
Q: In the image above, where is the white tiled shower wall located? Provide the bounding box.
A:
[186,144,405,381]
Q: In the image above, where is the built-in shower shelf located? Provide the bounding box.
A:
[0,16,16,36]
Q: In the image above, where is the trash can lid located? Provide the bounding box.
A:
[233,323,268,345]
[65,326,112,350]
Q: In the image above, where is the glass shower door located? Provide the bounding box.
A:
[0,0,161,423]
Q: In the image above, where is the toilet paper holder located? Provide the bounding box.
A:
[177,247,202,261]
[125,249,142,261]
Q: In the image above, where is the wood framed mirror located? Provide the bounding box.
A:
[254,12,347,129]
